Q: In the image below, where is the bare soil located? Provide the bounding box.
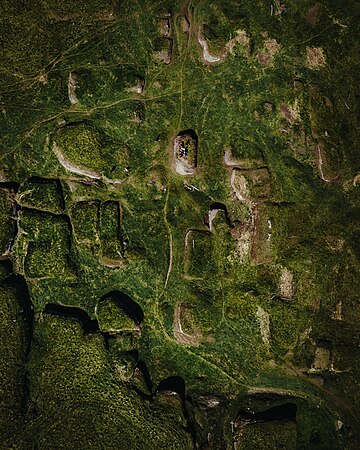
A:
[257,39,281,66]
[280,102,300,123]
[174,134,196,175]
[306,47,326,68]
[198,27,251,65]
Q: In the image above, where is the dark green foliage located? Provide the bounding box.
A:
[17,178,64,213]
[20,210,75,279]
[0,0,359,448]
[27,315,192,449]
[0,189,16,256]
[0,283,28,448]
[99,201,123,262]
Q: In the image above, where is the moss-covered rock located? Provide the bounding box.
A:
[0,0,359,447]
[0,282,29,448]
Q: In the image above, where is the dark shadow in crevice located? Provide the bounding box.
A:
[136,359,153,393]
[186,421,197,448]
[127,349,139,361]
[157,375,186,399]
[177,129,198,141]
[156,376,197,445]
[237,402,297,424]
[2,270,34,417]
[130,384,153,401]
[127,357,153,401]
[0,259,12,276]
[209,201,234,228]
[43,303,99,333]
[101,331,112,350]
[0,181,20,190]
[210,202,227,214]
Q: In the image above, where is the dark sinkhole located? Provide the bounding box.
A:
[157,376,186,399]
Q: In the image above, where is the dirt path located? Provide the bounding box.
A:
[161,186,173,293]
[224,148,242,167]
[230,169,249,203]
[230,169,271,263]
[230,169,258,232]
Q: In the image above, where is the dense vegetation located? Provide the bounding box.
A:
[0,0,359,448]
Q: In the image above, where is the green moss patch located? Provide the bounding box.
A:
[185,230,215,278]
[99,201,123,264]
[17,178,64,213]
[55,122,129,179]
[20,210,75,279]
[0,188,16,256]
[27,315,192,449]
[236,421,297,449]
[0,283,28,448]
[70,200,99,252]
[97,298,138,333]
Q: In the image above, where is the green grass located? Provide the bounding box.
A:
[97,297,137,332]
[17,177,64,213]
[19,210,75,279]
[27,314,192,449]
[237,421,297,450]
[0,0,359,448]
[0,282,28,448]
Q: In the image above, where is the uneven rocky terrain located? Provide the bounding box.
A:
[0,0,360,448]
